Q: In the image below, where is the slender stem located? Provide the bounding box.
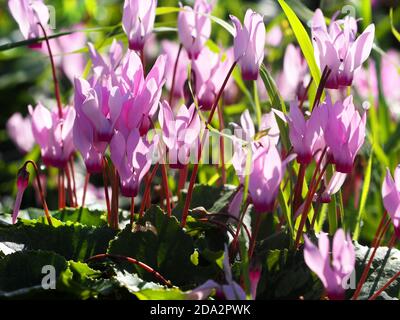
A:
[230,201,250,259]
[69,157,77,206]
[87,254,172,287]
[130,197,135,225]
[177,166,188,199]
[102,158,111,223]
[293,164,307,212]
[65,165,74,207]
[25,160,52,226]
[207,61,237,124]
[37,22,62,118]
[352,218,392,300]
[298,77,313,109]
[372,211,388,247]
[160,164,172,216]
[294,149,327,248]
[369,270,400,300]
[168,44,182,106]
[82,172,90,208]
[180,61,237,227]
[217,100,226,186]
[58,169,65,209]
[111,169,119,229]
[181,164,199,227]
[140,48,146,72]
[248,213,263,259]
[139,163,160,218]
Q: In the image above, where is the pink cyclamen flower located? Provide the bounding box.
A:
[287,101,326,164]
[178,0,213,60]
[192,47,235,110]
[248,144,284,213]
[162,40,189,99]
[74,77,122,143]
[118,52,166,136]
[311,9,375,89]
[278,44,309,101]
[231,110,280,181]
[12,166,30,224]
[110,129,155,197]
[6,112,35,154]
[230,9,265,80]
[382,166,400,238]
[324,95,366,173]
[73,77,124,173]
[187,245,247,300]
[122,0,157,51]
[381,50,400,119]
[158,101,201,169]
[304,229,355,300]
[30,103,75,169]
[8,0,49,44]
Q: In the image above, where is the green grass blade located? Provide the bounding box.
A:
[353,151,373,241]
[277,0,321,107]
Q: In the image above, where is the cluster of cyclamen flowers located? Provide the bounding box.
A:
[6,0,400,300]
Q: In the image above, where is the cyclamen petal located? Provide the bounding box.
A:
[324,95,366,173]
[304,229,355,300]
[8,0,50,41]
[122,0,157,51]
[311,9,375,89]
[230,9,265,80]
[382,166,400,238]
[6,112,35,154]
[30,103,75,168]
[178,0,213,60]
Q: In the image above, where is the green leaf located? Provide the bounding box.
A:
[156,7,181,16]
[0,250,68,298]
[0,219,117,261]
[277,0,321,106]
[390,8,400,42]
[52,207,108,227]
[108,206,196,286]
[259,64,290,151]
[353,153,373,241]
[257,248,323,299]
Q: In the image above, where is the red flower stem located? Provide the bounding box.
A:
[111,168,119,229]
[168,44,182,106]
[58,169,66,209]
[371,211,388,247]
[294,148,327,248]
[64,165,74,207]
[139,163,160,218]
[130,197,135,225]
[177,166,188,199]
[230,201,250,259]
[102,157,111,223]
[352,217,392,300]
[140,48,146,71]
[69,157,77,206]
[37,23,62,118]
[81,172,90,208]
[368,269,400,300]
[293,164,307,213]
[25,160,53,226]
[87,254,172,287]
[160,164,172,216]
[181,61,237,227]
[217,100,226,186]
[248,213,263,260]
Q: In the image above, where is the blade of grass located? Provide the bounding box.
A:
[353,151,373,241]
[277,0,321,107]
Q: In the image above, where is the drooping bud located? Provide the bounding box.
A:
[12,165,30,224]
